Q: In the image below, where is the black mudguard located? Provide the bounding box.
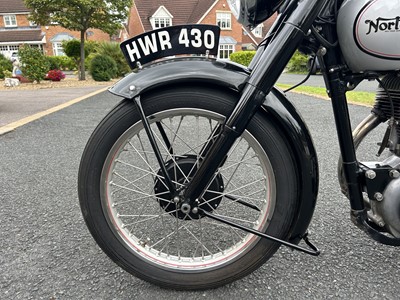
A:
[109,57,319,244]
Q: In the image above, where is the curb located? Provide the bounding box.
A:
[0,87,109,136]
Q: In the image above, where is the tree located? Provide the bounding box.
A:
[25,0,130,80]
[62,39,88,72]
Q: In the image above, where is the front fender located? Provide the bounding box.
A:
[109,57,250,99]
[262,90,319,244]
[110,56,319,244]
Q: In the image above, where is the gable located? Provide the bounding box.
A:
[152,6,173,19]
[133,0,216,32]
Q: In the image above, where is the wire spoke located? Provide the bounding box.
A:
[159,119,219,157]
[122,208,180,227]
[113,191,170,206]
[199,177,266,208]
[183,226,213,256]
[104,109,273,267]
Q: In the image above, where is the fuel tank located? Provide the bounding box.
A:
[337,0,400,72]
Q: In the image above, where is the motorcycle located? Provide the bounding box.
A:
[78,0,400,290]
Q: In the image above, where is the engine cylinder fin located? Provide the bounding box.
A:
[373,74,400,139]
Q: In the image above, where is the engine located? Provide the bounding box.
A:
[373,73,400,154]
[342,73,400,238]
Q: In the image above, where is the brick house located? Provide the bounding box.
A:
[0,0,111,58]
[128,0,276,59]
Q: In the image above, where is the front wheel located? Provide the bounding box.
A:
[78,86,299,290]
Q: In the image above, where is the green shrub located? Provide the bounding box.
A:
[84,52,96,70]
[19,45,49,83]
[0,54,13,79]
[229,51,256,66]
[96,42,130,76]
[62,39,87,74]
[57,56,77,70]
[46,56,60,70]
[286,51,308,73]
[46,56,76,71]
[85,40,100,55]
[90,54,118,81]
[63,39,87,59]
[3,70,12,78]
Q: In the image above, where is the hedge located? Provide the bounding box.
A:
[46,56,77,71]
[286,51,308,73]
[229,51,256,67]
[229,49,309,73]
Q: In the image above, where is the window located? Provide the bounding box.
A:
[50,33,74,56]
[9,45,19,52]
[4,15,17,27]
[0,45,20,58]
[150,6,173,29]
[219,44,234,59]
[217,12,231,29]
[153,17,172,29]
[252,24,264,38]
[52,42,65,56]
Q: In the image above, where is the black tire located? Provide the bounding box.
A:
[78,86,299,290]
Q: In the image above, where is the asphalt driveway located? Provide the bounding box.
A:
[0,86,108,134]
[0,88,398,299]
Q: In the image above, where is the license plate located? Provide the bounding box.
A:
[120,25,221,68]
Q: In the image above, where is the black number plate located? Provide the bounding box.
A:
[120,25,221,68]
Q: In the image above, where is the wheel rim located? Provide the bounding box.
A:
[101,108,276,270]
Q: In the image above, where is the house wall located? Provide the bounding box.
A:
[42,26,110,55]
[0,13,111,56]
[200,0,243,52]
[0,13,31,27]
[127,0,274,52]
[128,4,145,37]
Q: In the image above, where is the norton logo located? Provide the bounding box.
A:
[365,17,400,34]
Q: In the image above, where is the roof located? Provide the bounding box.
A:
[0,29,44,43]
[0,0,30,14]
[219,36,237,44]
[134,0,216,32]
[50,33,75,43]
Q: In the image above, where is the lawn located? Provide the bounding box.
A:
[276,83,375,107]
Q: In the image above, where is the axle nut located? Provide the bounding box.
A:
[181,203,191,214]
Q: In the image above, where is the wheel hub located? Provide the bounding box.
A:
[154,155,224,220]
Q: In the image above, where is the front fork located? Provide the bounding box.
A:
[182,0,327,209]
